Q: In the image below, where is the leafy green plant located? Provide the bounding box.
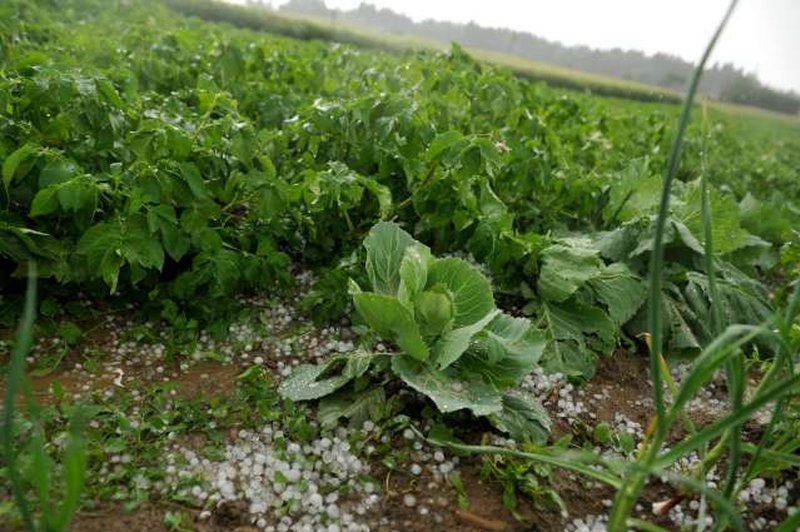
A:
[280,221,551,442]
[479,440,566,519]
[522,238,647,378]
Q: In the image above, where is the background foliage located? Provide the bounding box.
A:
[1,0,799,378]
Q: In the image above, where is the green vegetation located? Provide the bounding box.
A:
[1,0,799,530]
[167,0,682,103]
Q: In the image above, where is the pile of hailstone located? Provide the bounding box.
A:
[163,423,379,531]
[517,367,588,421]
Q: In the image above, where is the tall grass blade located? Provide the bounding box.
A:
[654,372,800,467]
[610,2,739,528]
[669,324,768,417]
[659,472,744,532]
[701,150,744,497]
[646,0,738,439]
[774,511,800,532]
[54,408,87,530]
[1,262,38,531]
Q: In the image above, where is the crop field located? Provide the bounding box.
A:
[1,1,799,531]
[164,0,683,105]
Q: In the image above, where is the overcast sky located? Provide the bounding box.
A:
[267,0,799,92]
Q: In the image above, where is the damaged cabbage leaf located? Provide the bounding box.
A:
[281,222,552,439]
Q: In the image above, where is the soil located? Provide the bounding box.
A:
[3,325,794,532]
[28,353,659,532]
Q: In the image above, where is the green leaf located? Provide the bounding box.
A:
[488,392,551,444]
[100,252,124,293]
[361,178,393,218]
[278,352,376,401]
[318,388,385,428]
[391,355,503,416]
[397,245,432,310]
[58,322,83,346]
[457,313,545,388]
[426,257,495,327]
[587,263,647,325]
[77,221,123,292]
[685,269,773,342]
[190,249,240,297]
[432,308,500,370]
[121,220,165,271]
[58,176,97,212]
[676,180,750,255]
[95,78,124,108]
[363,221,425,295]
[77,218,165,292]
[632,217,705,257]
[604,160,661,223]
[537,244,603,303]
[627,285,702,353]
[3,143,39,193]
[39,159,78,189]
[159,222,190,262]
[181,162,210,201]
[29,186,60,216]
[533,301,615,378]
[353,292,429,361]
[427,130,467,162]
[278,363,353,401]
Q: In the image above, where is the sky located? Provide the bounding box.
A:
[268,0,800,92]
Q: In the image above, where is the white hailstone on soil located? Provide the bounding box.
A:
[517,367,587,421]
[567,514,608,532]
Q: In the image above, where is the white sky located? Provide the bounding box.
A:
[267,0,800,92]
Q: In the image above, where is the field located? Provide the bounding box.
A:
[164,0,682,104]
[1,0,800,531]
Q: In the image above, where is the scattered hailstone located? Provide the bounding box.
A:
[567,514,608,532]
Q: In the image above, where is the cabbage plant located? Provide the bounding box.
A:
[280,222,551,442]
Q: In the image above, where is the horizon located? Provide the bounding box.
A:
[263,0,800,94]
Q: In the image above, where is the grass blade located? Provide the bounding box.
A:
[774,511,800,532]
[646,0,739,440]
[610,2,740,528]
[423,435,623,489]
[669,324,769,417]
[2,262,38,531]
[54,407,87,530]
[658,472,744,532]
[655,373,800,468]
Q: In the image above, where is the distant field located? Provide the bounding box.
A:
[166,0,681,102]
[167,0,800,124]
